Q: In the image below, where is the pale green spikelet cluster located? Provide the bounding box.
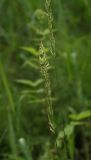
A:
[39,42,55,134]
[45,0,55,57]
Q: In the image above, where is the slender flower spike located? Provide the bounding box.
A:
[39,42,50,71]
[45,0,56,57]
[39,42,52,114]
[39,42,55,134]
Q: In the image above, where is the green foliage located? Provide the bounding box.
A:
[0,0,91,160]
[70,110,91,121]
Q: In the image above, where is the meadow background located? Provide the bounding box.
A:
[0,0,91,160]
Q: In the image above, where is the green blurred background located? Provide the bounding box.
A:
[0,0,91,159]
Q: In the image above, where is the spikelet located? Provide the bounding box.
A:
[39,42,55,134]
[45,0,55,57]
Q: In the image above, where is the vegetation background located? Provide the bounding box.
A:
[0,0,91,159]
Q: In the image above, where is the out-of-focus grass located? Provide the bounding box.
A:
[0,0,91,159]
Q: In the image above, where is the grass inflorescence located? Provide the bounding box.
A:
[39,42,55,135]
